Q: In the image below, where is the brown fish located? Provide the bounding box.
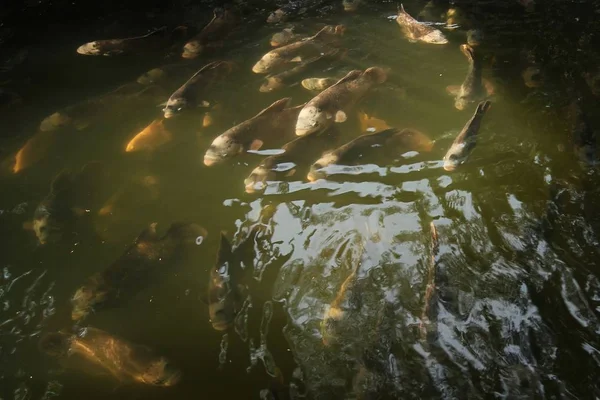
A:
[270,28,304,47]
[396,4,448,44]
[301,77,338,92]
[182,7,237,59]
[39,328,181,386]
[442,100,491,171]
[307,127,433,181]
[76,26,183,56]
[125,119,172,152]
[204,98,303,166]
[446,44,493,110]
[252,25,344,74]
[295,67,387,136]
[162,61,234,119]
[71,222,207,321]
[244,129,338,193]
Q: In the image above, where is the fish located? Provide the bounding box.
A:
[270,27,304,47]
[342,0,361,11]
[181,7,237,59]
[358,111,391,133]
[266,2,308,24]
[13,130,56,173]
[204,98,303,166]
[466,29,484,47]
[208,232,244,331]
[295,67,387,136]
[301,77,337,92]
[252,25,344,74]
[162,61,233,119]
[445,7,470,29]
[568,97,597,166]
[125,119,172,152]
[446,44,493,110]
[396,4,448,45]
[419,221,439,340]
[442,100,491,171]
[76,26,183,56]
[244,129,338,193]
[136,63,194,86]
[417,0,448,22]
[71,222,207,321]
[522,66,542,88]
[307,127,433,181]
[39,327,181,386]
[31,162,105,245]
[260,50,340,93]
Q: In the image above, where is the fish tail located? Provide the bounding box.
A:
[364,66,388,84]
[398,3,406,13]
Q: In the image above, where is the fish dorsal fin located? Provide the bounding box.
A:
[398,3,406,13]
[136,222,159,242]
[142,26,168,38]
[255,98,292,117]
[331,70,363,87]
[217,231,234,265]
[183,61,227,85]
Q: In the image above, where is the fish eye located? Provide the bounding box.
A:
[448,154,458,161]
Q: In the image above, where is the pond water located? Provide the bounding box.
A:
[1,0,600,399]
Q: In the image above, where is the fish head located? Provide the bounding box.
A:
[244,166,275,193]
[32,207,61,245]
[204,135,244,166]
[209,298,236,331]
[182,40,202,59]
[76,42,102,55]
[141,359,182,387]
[454,95,470,111]
[442,142,468,171]
[307,153,338,181]
[420,30,449,44]
[252,53,282,74]
[267,8,287,23]
[71,286,94,321]
[259,76,284,93]
[343,0,361,11]
[163,98,186,119]
[295,106,329,136]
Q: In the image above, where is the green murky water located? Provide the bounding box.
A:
[2,1,600,399]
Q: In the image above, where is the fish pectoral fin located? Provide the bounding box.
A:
[334,111,347,123]
[284,168,296,177]
[249,139,264,151]
[446,85,460,96]
[199,100,211,107]
[290,56,303,62]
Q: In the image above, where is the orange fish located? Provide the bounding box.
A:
[358,111,391,133]
[125,119,172,152]
[13,130,56,173]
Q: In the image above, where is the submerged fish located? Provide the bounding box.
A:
[266,2,308,24]
[295,67,387,136]
[182,7,237,59]
[307,127,433,181]
[396,4,448,45]
[162,61,233,119]
[301,77,337,92]
[522,66,542,88]
[208,233,244,331]
[343,0,361,12]
[445,7,470,29]
[244,129,338,193]
[204,98,303,166]
[13,130,56,173]
[252,25,344,74]
[71,222,206,321]
[125,119,172,153]
[270,28,304,47]
[417,0,448,22]
[447,44,493,110]
[136,63,194,86]
[39,327,181,386]
[442,100,491,171]
[568,97,597,166]
[358,111,391,133]
[466,29,484,47]
[76,26,183,56]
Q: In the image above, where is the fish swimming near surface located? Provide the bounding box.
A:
[307,127,433,181]
[295,67,387,136]
[396,4,448,45]
[343,0,362,11]
[252,25,344,74]
[181,7,237,59]
[446,44,493,110]
[39,327,181,386]
[162,61,234,119]
[244,128,339,193]
[76,26,186,56]
[125,119,172,153]
[301,77,338,92]
[204,98,303,166]
[70,222,207,321]
[442,100,491,171]
[270,27,304,47]
[12,130,56,173]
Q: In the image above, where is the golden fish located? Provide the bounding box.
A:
[357,111,391,133]
[125,119,172,152]
[13,130,56,173]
